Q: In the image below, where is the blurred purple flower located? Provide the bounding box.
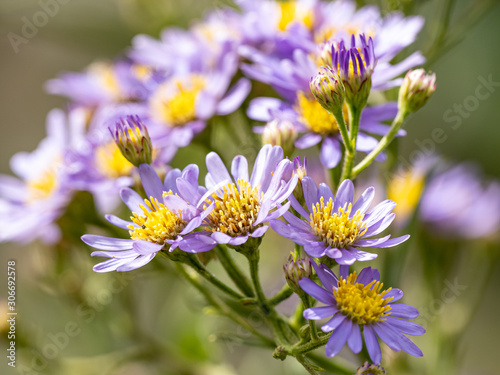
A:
[419,163,500,240]
[0,109,78,244]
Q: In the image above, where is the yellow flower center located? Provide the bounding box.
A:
[88,62,122,100]
[310,198,367,249]
[314,26,376,44]
[334,272,393,324]
[278,1,314,31]
[128,193,186,245]
[27,167,58,201]
[296,92,349,135]
[96,142,134,179]
[132,64,153,81]
[387,169,425,221]
[206,179,263,237]
[151,74,207,127]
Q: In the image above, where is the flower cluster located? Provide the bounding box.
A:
[4,1,498,374]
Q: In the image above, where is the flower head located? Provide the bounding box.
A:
[329,34,376,108]
[419,162,500,240]
[398,69,436,114]
[82,164,214,272]
[183,145,298,249]
[0,109,76,245]
[309,66,345,114]
[299,262,424,363]
[271,179,409,265]
[110,115,153,167]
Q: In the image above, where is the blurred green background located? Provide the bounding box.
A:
[1,0,500,374]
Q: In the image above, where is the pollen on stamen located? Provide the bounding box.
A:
[205,179,263,237]
[151,74,207,127]
[310,197,367,249]
[128,194,186,245]
[334,272,393,325]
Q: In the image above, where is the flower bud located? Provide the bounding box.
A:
[292,157,307,205]
[283,253,313,293]
[318,41,334,67]
[355,362,386,375]
[331,34,375,109]
[310,67,345,114]
[398,69,436,114]
[110,115,153,167]
[262,119,298,156]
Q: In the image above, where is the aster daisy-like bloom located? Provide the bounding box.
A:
[81,164,215,272]
[419,162,500,240]
[299,262,424,363]
[0,109,77,244]
[182,145,299,249]
[45,60,154,108]
[271,179,409,265]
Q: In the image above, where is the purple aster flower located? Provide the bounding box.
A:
[299,262,424,363]
[81,164,215,272]
[419,163,500,240]
[0,109,78,244]
[140,39,251,149]
[271,178,409,265]
[180,145,299,249]
[45,60,153,108]
[236,0,320,59]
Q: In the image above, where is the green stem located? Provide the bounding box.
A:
[296,355,319,375]
[300,295,318,341]
[331,106,353,154]
[215,245,255,297]
[185,255,245,300]
[174,263,275,347]
[269,284,294,306]
[352,109,409,178]
[247,250,296,345]
[339,104,362,181]
[307,353,354,375]
[290,333,331,355]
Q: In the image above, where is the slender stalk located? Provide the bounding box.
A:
[307,353,354,375]
[174,263,275,347]
[185,255,245,300]
[269,284,294,306]
[331,106,353,154]
[296,355,319,375]
[246,249,296,345]
[290,333,331,355]
[339,104,362,181]
[215,245,255,297]
[352,109,409,178]
[298,294,318,341]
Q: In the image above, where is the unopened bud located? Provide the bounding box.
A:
[331,34,375,109]
[283,253,313,293]
[398,69,436,114]
[310,67,345,114]
[110,115,153,167]
[356,362,386,375]
[262,119,297,156]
